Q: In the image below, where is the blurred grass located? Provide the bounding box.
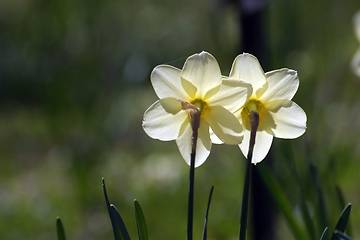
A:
[1,0,360,239]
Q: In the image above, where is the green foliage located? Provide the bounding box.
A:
[335,231,353,240]
[335,187,353,236]
[111,204,132,240]
[259,165,306,240]
[103,178,129,240]
[320,228,328,240]
[56,217,66,240]
[202,186,214,240]
[330,204,352,240]
[260,155,354,240]
[103,178,122,240]
[134,200,148,240]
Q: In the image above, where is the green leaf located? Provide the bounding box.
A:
[335,186,352,236]
[319,227,327,240]
[202,186,214,240]
[258,166,306,240]
[299,196,317,240]
[102,178,123,240]
[284,147,316,240]
[334,231,353,240]
[134,200,148,240]
[111,204,132,240]
[56,217,66,240]
[335,186,346,211]
[310,164,329,235]
[330,204,351,240]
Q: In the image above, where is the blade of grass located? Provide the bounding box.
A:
[310,164,329,235]
[258,165,306,240]
[335,186,346,211]
[56,217,66,240]
[334,231,353,240]
[111,204,132,240]
[299,198,317,240]
[319,227,328,240]
[103,178,122,240]
[335,186,352,236]
[330,204,351,240]
[134,200,148,240]
[285,145,317,240]
[202,186,214,240]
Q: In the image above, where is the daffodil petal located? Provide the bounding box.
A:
[260,69,299,102]
[229,53,268,98]
[143,99,188,141]
[203,106,243,145]
[206,79,253,113]
[209,128,223,144]
[151,65,190,100]
[196,120,212,167]
[181,51,222,99]
[239,128,273,164]
[176,119,211,167]
[351,47,360,77]
[263,99,307,139]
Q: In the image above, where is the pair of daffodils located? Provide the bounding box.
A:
[143,52,307,167]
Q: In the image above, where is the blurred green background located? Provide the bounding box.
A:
[1,0,360,239]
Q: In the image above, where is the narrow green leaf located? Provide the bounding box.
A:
[103,178,122,240]
[310,164,329,235]
[258,166,306,240]
[111,204,132,240]
[299,197,317,240]
[56,217,66,240]
[134,200,148,240]
[335,186,352,236]
[284,147,316,240]
[334,230,353,240]
[202,186,214,240]
[319,227,327,240]
[335,186,346,211]
[330,204,352,240]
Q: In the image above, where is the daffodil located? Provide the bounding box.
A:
[351,10,360,77]
[142,51,252,167]
[229,53,307,164]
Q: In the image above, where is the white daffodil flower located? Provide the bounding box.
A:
[351,10,360,77]
[143,51,252,167]
[230,53,307,164]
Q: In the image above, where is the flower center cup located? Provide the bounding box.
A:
[243,99,262,115]
[191,99,207,113]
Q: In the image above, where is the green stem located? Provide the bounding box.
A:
[239,111,259,240]
[239,152,253,240]
[187,106,200,240]
[187,150,196,240]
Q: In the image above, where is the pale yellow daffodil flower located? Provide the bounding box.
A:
[230,53,307,164]
[351,10,360,77]
[143,51,252,167]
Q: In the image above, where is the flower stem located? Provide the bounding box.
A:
[187,149,195,240]
[186,104,201,240]
[239,111,259,240]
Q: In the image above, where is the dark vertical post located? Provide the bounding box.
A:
[238,1,275,239]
